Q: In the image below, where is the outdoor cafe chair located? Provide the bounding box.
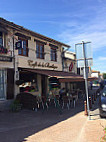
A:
[68,95,73,108]
[62,96,70,110]
[54,95,60,107]
[41,96,49,110]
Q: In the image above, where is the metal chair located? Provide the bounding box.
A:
[62,96,70,110]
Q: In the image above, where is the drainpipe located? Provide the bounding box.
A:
[13,31,19,99]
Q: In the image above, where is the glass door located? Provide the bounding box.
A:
[0,69,6,100]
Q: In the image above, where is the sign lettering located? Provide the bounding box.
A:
[28,60,58,69]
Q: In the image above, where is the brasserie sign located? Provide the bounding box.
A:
[28,60,58,69]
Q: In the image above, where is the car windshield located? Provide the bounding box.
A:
[102,87,106,97]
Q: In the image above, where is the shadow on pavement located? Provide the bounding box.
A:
[89,97,101,120]
[0,98,84,142]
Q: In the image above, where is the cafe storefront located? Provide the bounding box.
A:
[17,68,85,97]
[16,60,60,98]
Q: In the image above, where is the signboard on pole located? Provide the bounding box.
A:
[15,40,22,50]
[75,41,93,120]
[75,42,93,68]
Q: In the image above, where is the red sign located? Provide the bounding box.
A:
[69,62,73,72]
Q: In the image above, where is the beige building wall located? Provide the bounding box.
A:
[13,31,63,96]
[64,51,77,74]
[13,33,63,71]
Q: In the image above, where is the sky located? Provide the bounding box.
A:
[0,0,106,73]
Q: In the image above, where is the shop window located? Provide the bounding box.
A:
[51,47,57,61]
[19,72,38,93]
[0,69,6,100]
[36,42,44,59]
[18,38,28,56]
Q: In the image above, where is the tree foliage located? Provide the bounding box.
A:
[103,73,106,79]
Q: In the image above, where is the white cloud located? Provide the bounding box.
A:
[92,58,106,73]
[57,5,106,51]
[56,3,106,73]
[98,57,106,60]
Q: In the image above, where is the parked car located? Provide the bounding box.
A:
[99,86,106,118]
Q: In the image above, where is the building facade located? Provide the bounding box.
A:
[0,18,71,109]
[1,18,94,110]
[62,50,85,91]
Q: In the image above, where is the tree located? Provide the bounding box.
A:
[103,73,106,79]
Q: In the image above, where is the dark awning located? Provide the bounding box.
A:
[20,68,97,82]
[21,68,84,82]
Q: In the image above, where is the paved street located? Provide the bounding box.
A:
[0,95,105,142]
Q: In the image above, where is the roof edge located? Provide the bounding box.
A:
[0,17,70,48]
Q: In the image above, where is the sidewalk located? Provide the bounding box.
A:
[0,95,105,142]
[77,97,106,142]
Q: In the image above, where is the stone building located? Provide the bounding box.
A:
[0,18,89,110]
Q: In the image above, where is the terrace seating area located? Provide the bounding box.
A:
[15,89,85,113]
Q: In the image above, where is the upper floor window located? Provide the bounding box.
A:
[18,38,28,56]
[51,47,57,61]
[0,32,3,47]
[36,42,44,59]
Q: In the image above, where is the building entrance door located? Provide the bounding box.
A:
[41,75,47,97]
[0,69,6,100]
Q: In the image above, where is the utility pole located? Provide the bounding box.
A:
[12,33,16,98]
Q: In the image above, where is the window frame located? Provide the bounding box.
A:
[36,42,44,59]
[18,37,28,57]
[50,47,57,62]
